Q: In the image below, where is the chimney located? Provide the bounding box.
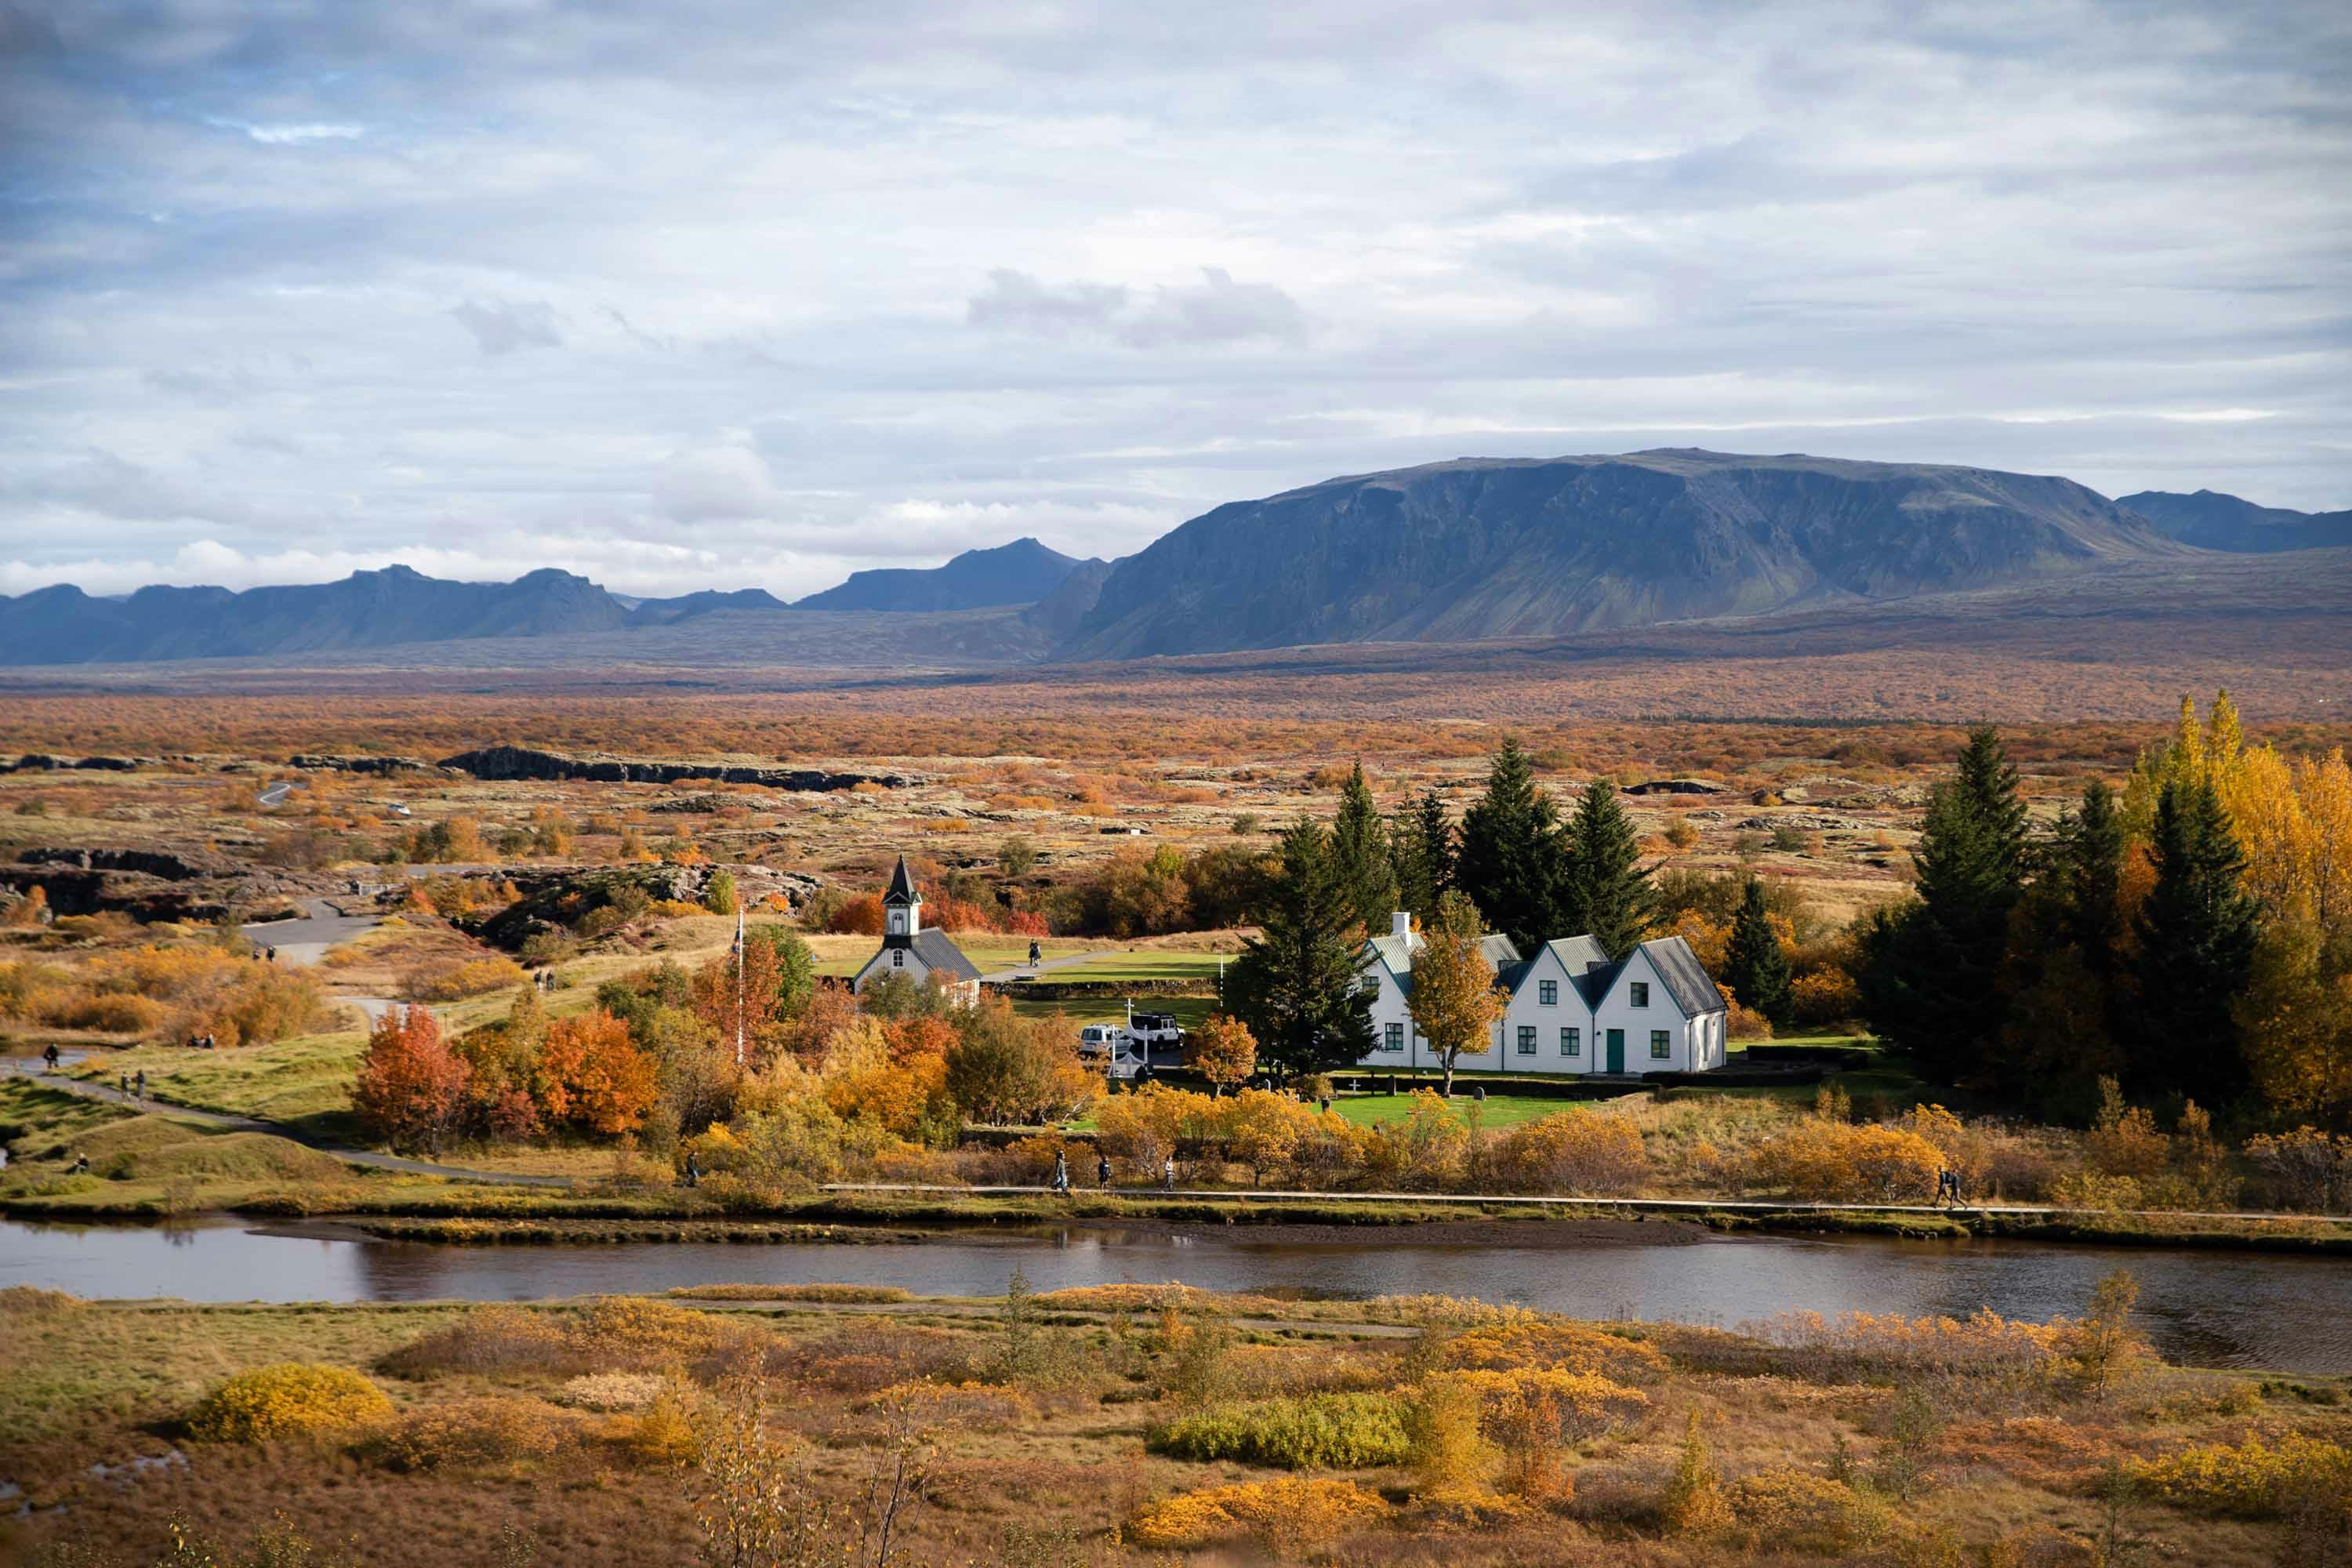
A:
[1391,910,1412,941]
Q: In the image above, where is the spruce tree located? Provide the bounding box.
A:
[1563,779,1656,953]
[1391,788,1454,918]
[1857,724,2030,1083]
[1995,779,2129,1118]
[1456,737,1568,953]
[1328,760,1397,936]
[1227,817,1377,1079]
[1723,877,1794,1027]
[2130,779,2261,1106]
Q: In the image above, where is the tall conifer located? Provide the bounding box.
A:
[1391,789,1455,918]
[2131,779,2261,1106]
[1328,760,1397,935]
[1723,877,1794,1027]
[1227,817,1377,1079]
[1563,779,1656,953]
[1456,737,1568,953]
[1859,724,2030,1083]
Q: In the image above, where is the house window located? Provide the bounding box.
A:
[1516,1025,1537,1055]
[1560,1028,1581,1057]
[1629,982,1650,1007]
[1539,979,1557,1006]
[1383,1022,1404,1053]
[891,949,904,968]
[1650,1029,1671,1059]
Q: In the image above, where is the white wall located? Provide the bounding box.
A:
[1591,948,1695,1072]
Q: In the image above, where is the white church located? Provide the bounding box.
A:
[851,855,984,1008]
[1352,911,1730,1076]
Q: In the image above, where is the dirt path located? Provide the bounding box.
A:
[241,897,381,967]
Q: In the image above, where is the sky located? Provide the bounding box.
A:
[2,0,2347,601]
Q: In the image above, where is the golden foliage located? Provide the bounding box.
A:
[1751,1118,1944,1202]
[380,1395,580,1471]
[187,1362,395,1443]
[2129,1432,2352,1522]
[1128,1476,1389,1552]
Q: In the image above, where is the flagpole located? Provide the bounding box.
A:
[735,906,746,1067]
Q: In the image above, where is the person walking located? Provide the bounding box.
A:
[1096,1152,1112,1190]
[683,1150,700,1189]
[1162,1155,1176,1192]
[1028,939,1041,967]
[1052,1149,1070,1195]
[118,1071,130,1098]
[134,1069,147,1102]
[41,1042,60,1073]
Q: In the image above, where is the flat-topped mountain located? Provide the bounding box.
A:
[1055,449,2194,659]
[2118,489,2352,554]
[792,538,1091,612]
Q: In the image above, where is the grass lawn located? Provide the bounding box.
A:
[1044,951,1226,982]
[67,1026,371,1143]
[1326,1087,1604,1131]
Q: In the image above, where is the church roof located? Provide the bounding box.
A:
[884,855,919,905]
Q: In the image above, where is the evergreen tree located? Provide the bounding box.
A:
[1227,817,1377,1079]
[2130,779,2262,1106]
[1858,724,2031,1083]
[1328,760,1397,935]
[1562,779,1656,953]
[1456,737,1569,953]
[1994,779,2130,1118]
[1722,877,1794,1027]
[1391,788,1454,917]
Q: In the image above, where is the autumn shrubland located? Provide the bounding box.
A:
[5,1269,2347,1567]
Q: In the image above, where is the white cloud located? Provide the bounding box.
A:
[0,0,2343,606]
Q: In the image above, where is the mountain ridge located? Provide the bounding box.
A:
[1055,448,2196,660]
[790,537,1087,612]
[2117,489,2352,554]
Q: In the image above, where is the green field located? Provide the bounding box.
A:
[1011,995,1221,1033]
[1325,1086,1610,1130]
[1044,951,1227,982]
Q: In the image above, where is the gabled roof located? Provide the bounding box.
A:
[906,927,982,982]
[884,855,919,905]
[1543,935,1611,976]
[1363,930,1523,1000]
[1572,958,1624,1008]
[1632,935,1729,1018]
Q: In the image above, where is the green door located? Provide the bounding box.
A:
[1605,1029,1624,1073]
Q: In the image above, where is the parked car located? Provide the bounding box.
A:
[1077,1023,1128,1056]
[1127,1012,1185,1050]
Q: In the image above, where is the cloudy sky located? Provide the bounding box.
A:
[3,1,2347,600]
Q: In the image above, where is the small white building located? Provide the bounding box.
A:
[851,856,983,1008]
[1353,910,1729,1076]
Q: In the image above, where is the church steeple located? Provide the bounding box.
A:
[884,855,921,936]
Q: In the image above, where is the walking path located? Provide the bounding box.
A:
[819,1181,2352,1227]
[977,948,1123,983]
[241,897,382,967]
[5,1064,569,1187]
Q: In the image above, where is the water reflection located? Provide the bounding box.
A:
[6,1215,2352,1375]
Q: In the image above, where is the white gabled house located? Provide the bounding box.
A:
[851,855,983,1008]
[1354,909,1729,1076]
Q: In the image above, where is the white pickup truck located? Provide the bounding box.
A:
[1126,1011,1185,1050]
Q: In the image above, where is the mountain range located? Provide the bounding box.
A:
[1,454,2342,668]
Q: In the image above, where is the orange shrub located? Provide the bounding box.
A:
[1488,1111,1647,1196]
[401,955,528,1003]
[1129,1477,1388,1552]
[1751,1119,1942,1202]
[189,1363,394,1443]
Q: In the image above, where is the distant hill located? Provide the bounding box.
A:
[0,565,633,666]
[1017,557,1117,637]
[1056,449,2192,660]
[624,588,789,626]
[2118,489,2352,553]
[793,538,1083,612]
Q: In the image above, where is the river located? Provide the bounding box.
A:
[9,1214,2352,1374]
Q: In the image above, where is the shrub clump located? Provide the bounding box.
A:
[379,1395,580,1471]
[1128,1476,1389,1551]
[1440,1319,1670,1385]
[1151,1392,1411,1470]
[187,1363,395,1443]
[2128,1433,2352,1521]
[1726,1467,1889,1554]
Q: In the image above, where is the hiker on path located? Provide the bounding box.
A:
[1097,1153,1112,1189]
[1028,940,1041,967]
[1052,1150,1070,1195]
[1162,1155,1176,1192]
[134,1069,147,1102]
[41,1043,60,1072]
